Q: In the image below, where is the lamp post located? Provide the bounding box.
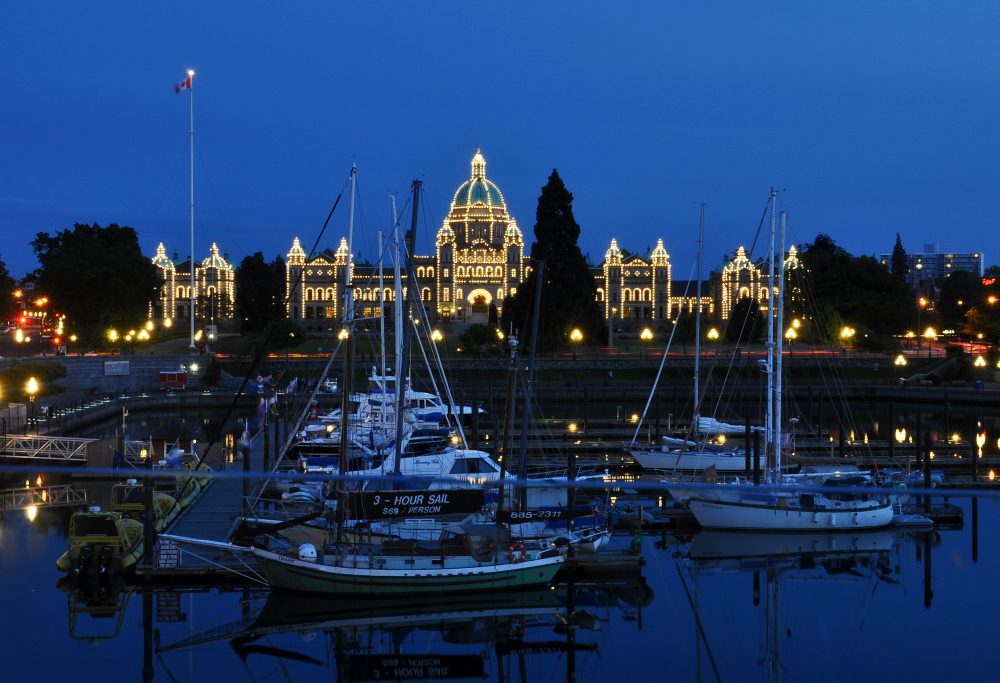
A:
[640,327,653,359]
[26,376,39,434]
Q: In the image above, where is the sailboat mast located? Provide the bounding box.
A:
[775,210,787,475]
[766,189,777,481]
[393,180,420,475]
[517,260,544,510]
[377,228,386,433]
[335,165,357,543]
[391,196,402,389]
[693,203,705,426]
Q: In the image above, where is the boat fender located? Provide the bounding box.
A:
[298,544,318,562]
[508,541,527,563]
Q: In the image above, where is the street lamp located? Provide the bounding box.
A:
[894,353,908,367]
[26,376,39,433]
[706,327,719,340]
[430,329,443,342]
[640,327,653,359]
[569,328,584,343]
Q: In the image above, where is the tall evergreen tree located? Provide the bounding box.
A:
[502,170,606,350]
[890,233,909,280]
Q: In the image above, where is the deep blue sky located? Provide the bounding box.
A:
[2,1,998,278]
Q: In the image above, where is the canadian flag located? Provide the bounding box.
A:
[175,75,192,93]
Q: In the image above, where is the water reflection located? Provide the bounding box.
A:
[152,581,645,682]
[667,527,935,683]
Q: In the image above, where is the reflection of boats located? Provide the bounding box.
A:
[159,588,564,656]
[687,529,897,570]
[56,574,133,643]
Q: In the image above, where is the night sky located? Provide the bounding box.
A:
[2,1,998,278]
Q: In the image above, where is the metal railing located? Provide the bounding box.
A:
[1,434,93,462]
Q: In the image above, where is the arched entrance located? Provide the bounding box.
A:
[467,288,493,324]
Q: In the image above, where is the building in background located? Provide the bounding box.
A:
[879,243,983,288]
[151,242,235,326]
[286,150,803,335]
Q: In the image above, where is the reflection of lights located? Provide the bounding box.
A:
[14,329,23,343]
[977,432,987,449]
[36,476,42,487]
[25,505,37,522]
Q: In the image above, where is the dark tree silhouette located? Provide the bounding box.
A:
[236,252,286,334]
[502,170,605,350]
[31,223,159,342]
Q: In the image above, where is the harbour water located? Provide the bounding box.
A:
[3,491,997,681]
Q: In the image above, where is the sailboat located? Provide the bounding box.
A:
[686,193,894,531]
[240,178,565,594]
[627,204,762,474]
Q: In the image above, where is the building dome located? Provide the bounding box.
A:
[504,221,523,245]
[152,242,174,270]
[449,148,506,210]
[437,224,456,245]
[201,243,230,270]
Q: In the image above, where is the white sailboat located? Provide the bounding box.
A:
[628,204,761,474]
[687,193,894,531]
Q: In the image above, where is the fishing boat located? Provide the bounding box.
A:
[687,193,894,531]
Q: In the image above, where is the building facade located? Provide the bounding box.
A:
[286,149,803,334]
[151,242,235,324]
[879,243,983,288]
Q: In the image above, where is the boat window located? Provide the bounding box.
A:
[75,516,119,537]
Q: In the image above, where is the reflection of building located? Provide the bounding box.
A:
[151,242,235,323]
[878,243,983,288]
[285,149,803,335]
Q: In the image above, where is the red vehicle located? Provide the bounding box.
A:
[159,371,187,390]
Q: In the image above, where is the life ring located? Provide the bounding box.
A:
[508,541,527,563]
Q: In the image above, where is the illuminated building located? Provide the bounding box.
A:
[286,149,522,333]
[879,243,983,287]
[285,150,804,334]
[151,242,235,322]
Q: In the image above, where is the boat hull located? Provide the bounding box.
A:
[629,448,760,473]
[688,496,894,531]
[252,548,565,596]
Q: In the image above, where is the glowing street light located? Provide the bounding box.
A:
[337,328,349,340]
[164,318,173,328]
[640,327,654,341]
[894,427,907,444]
[974,356,987,367]
[145,320,154,332]
[569,328,584,343]
[706,327,720,340]
[108,328,118,343]
[923,327,937,340]
[894,354,908,366]
[26,376,39,433]
[430,329,443,342]
[839,326,856,341]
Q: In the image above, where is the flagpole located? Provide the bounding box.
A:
[188,69,196,349]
